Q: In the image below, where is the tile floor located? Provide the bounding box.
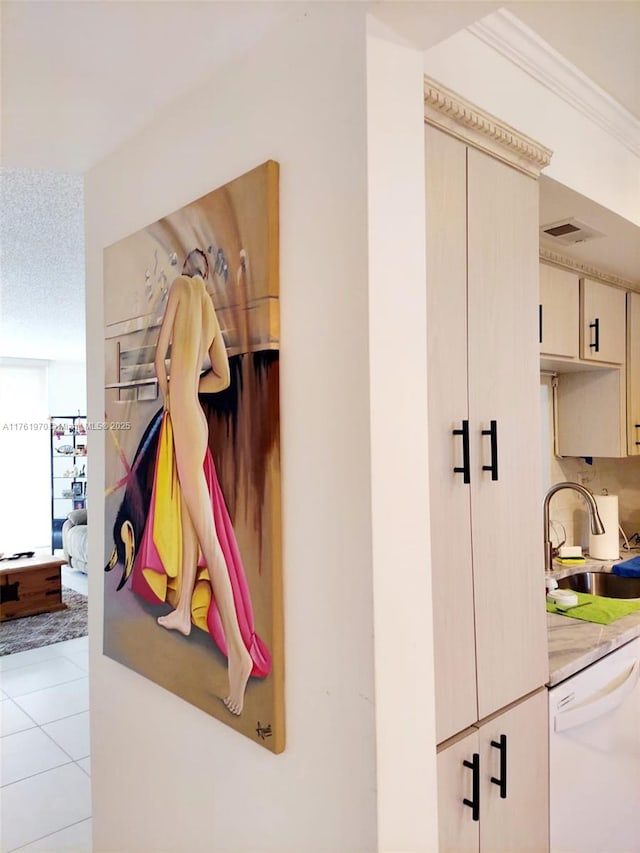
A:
[0,635,92,852]
[60,565,88,598]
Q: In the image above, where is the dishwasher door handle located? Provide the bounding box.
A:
[554,659,640,733]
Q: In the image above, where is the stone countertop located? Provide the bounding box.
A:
[547,554,640,686]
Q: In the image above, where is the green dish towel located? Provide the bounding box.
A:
[547,591,640,624]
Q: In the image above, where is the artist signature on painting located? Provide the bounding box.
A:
[256,721,272,740]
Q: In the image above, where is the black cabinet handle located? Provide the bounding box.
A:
[539,304,543,345]
[589,318,600,352]
[490,734,508,799]
[635,424,640,447]
[453,420,470,484]
[463,753,480,821]
[481,421,498,481]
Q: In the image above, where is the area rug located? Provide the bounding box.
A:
[0,587,88,655]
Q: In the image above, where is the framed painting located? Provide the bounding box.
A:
[103,161,283,753]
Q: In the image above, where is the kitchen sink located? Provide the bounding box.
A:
[557,571,640,599]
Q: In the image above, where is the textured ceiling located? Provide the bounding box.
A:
[0,169,85,360]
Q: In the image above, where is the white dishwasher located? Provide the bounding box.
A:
[548,636,640,853]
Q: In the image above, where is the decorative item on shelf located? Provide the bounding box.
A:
[50,415,88,551]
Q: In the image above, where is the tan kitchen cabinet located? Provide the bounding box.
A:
[550,283,634,458]
[437,728,480,853]
[425,123,548,746]
[628,292,640,456]
[556,367,627,458]
[580,277,626,364]
[437,690,549,853]
[539,263,579,358]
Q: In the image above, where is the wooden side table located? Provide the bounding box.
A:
[0,554,66,621]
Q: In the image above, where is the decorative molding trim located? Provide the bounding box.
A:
[539,247,640,293]
[469,9,640,158]
[424,74,552,178]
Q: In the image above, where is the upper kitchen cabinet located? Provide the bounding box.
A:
[628,292,640,456]
[539,263,579,358]
[580,277,627,363]
[425,79,549,746]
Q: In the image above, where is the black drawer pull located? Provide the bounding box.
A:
[481,420,498,481]
[490,734,508,799]
[539,304,543,345]
[589,317,600,352]
[453,420,470,484]
[463,753,480,821]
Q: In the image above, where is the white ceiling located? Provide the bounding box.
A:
[507,1,640,120]
[1,1,638,361]
[0,1,301,173]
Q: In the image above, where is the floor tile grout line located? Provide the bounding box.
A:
[75,756,91,777]
[0,696,44,734]
[1,638,92,849]
[0,639,89,668]
[2,640,86,659]
[0,756,75,789]
[2,674,88,700]
[7,815,92,853]
[6,706,90,732]
[9,680,90,728]
[39,712,91,763]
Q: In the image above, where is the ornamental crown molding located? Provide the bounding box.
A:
[423,75,552,178]
[468,9,640,159]
[539,247,640,293]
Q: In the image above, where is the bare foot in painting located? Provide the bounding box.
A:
[223,645,253,715]
[157,609,192,636]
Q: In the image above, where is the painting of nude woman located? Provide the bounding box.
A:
[103,162,283,753]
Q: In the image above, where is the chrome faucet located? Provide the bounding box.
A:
[543,482,605,572]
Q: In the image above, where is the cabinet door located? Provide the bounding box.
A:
[628,292,640,455]
[580,278,626,363]
[437,728,480,853]
[539,264,579,358]
[479,690,549,853]
[556,368,626,458]
[425,126,478,743]
[467,149,548,719]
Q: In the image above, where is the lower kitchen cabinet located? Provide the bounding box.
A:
[437,690,549,853]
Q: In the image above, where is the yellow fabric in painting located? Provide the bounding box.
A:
[142,567,167,601]
[153,414,182,578]
[191,571,213,632]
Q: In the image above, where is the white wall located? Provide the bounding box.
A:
[86,7,380,851]
[366,19,438,851]
[48,359,86,416]
[423,30,640,226]
[0,359,50,550]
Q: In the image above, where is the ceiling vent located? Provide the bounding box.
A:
[540,218,604,246]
